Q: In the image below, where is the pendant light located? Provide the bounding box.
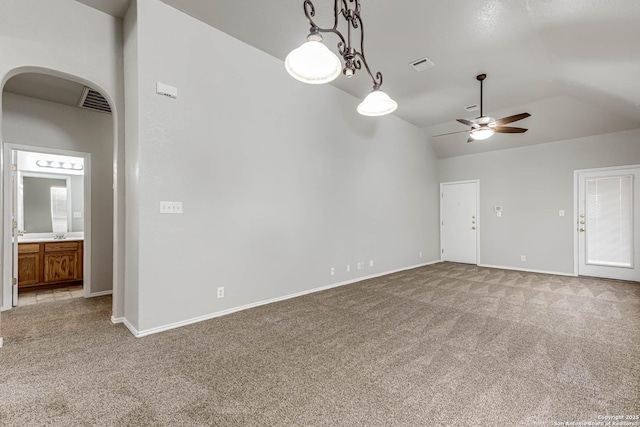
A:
[285,0,397,116]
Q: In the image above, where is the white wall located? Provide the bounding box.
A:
[438,128,640,274]
[126,0,440,333]
[0,0,124,325]
[2,92,113,292]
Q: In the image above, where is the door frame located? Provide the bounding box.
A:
[2,143,92,309]
[573,164,640,277]
[440,180,481,264]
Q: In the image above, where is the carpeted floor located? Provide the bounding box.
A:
[0,262,639,426]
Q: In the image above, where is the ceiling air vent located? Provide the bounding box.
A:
[409,56,435,72]
[78,87,111,114]
[465,104,479,112]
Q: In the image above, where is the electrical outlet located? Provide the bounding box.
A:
[357,262,364,270]
[347,264,350,272]
[369,259,374,267]
[559,210,565,217]
[521,255,526,262]
[217,287,224,298]
[419,251,423,258]
[160,201,183,214]
[330,267,335,275]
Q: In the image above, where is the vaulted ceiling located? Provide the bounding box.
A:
[75,0,640,157]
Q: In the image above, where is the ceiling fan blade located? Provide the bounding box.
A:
[493,126,528,134]
[494,113,530,126]
[432,129,472,137]
[456,119,475,127]
[467,136,474,143]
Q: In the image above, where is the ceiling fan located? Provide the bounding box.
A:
[433,74,530,143]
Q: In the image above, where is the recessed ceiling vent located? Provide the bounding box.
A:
[465,104,479,112]
[409,56,435,72]
[78,88,111,114]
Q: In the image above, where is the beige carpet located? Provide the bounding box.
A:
[0,262,638,426]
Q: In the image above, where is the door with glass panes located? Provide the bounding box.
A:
[577,166,640,281]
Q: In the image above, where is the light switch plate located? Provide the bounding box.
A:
[160,201,183,214]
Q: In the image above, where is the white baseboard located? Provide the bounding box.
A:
[130,260,441,338]
[111,315,140,337]
[89,290,113,298]
[478,263,576,277]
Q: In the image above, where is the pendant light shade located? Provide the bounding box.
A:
[285,39,341,85]
[356,89,398,116]
[470,127,495,140]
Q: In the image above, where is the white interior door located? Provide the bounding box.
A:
[577,167,640,281]
[11,151,18,306]
[441,181,478,264]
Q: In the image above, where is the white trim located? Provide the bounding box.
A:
[88,290,112,297]
[110,315,138,337]
[440,180,480,265]
[124,260,441,339]
[573,164,640,277]
[0,337,3,348]
[478,263,576,277]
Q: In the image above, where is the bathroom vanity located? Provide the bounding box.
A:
[18,239,83,289]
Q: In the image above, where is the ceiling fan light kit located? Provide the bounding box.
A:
[433,74,531,143]
[470,128,495,140]
[285,0,397,116]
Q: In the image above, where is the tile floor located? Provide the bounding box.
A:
[17,285,83,306]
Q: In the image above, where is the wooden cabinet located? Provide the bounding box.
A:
[17,241,83,289]
[18,244,40,286]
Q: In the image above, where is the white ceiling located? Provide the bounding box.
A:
[4,73,86,107]
[78,1,640,157]
[74,0,131,17]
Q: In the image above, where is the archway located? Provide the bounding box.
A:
[0,67,122,347]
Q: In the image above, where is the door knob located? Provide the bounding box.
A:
[579,221,585,224]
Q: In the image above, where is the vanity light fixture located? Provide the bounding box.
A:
[285,0,397,116]
[36,159,83,171]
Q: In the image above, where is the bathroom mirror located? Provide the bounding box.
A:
[18,172,84,234]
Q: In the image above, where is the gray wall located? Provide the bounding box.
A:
[123,0,140,330]
[70,174,84,232]
[23,177,66,233]
[2,92,114,293]
[437,128,640,274]
[126,0,440,333]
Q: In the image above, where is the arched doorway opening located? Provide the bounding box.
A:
[0,68,120,347]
